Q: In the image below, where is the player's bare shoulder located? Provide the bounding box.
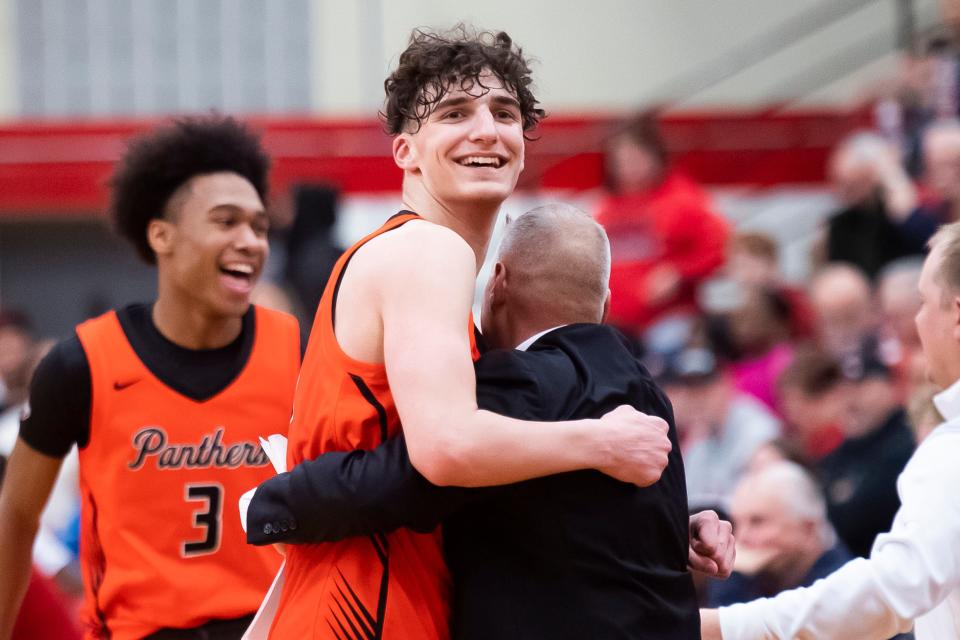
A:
[350,218,476,290]
[333,217,475,363]
[367,219,472,267]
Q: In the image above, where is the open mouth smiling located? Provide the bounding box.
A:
[220,262,256,284]
[457,155,507,169]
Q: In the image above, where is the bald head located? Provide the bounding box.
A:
[499,203,610,305]
[829,132,890,205]
[810,264,875,355]
[878,258,924,301]
[810,264,872,313]
[878,258,923,346]
[924,120,960,157]
[480,204,611,348]
[924,120,960,201]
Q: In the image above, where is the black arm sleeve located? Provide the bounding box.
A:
[247,434,475,544]
[246,350,546,546]
[18,336,92,458]
[896,207,939,252]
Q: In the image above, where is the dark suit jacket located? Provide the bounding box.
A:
[248,324,699,639]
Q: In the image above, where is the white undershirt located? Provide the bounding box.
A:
[514,326,567,352]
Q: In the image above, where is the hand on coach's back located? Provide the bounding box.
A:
[595,405,671,486]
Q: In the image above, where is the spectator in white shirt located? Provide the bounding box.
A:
[702,221,960,639]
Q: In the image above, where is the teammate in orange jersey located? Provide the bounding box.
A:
[268,27,673,640]
[0,116,301,640]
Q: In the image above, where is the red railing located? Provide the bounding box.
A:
[0,107,872,215]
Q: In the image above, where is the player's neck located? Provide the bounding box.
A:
[401,186,499,272]
[152,291,243,350]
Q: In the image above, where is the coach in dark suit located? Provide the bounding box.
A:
[246,205,731,639]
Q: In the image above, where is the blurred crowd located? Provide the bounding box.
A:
[595,24,960,620]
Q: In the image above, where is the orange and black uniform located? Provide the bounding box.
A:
[19,304,299,640]
[250,324,701,640]
[271,212,476,640]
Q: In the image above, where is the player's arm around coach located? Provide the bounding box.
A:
[248,204,733,577]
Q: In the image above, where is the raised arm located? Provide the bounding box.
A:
[379,223,670,487]
[0,441,64,640]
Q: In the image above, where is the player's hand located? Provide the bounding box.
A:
[273,543,287,556]
[872,146,917,220]
[700,609,724,640]
[595,405,671,486]
[688,510,735,578]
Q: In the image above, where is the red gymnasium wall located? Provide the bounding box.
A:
[0,108,871,215]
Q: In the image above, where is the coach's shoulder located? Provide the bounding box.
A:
[475,349,546,420]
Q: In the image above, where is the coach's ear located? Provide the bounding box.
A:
[147,217,175,258]
[490,262,508,305]
[953,294,960,340]
[393,134,419,173]
[601,289,611,323]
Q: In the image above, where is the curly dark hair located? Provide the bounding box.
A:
[382,25,544,137]
[110,115,270,264]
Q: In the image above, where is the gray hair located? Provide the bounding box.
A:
[810,263,872,304]
[877,256,924,303]
[877,256,925,285]
[747,461,836,548]
[497,203,611,320]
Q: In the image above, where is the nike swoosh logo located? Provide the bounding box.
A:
[113,379,141,391]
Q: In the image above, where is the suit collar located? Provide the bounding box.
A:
[934,376,960,423]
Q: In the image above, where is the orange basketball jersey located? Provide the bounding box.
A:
[271,212,478,640]
[74,305,299,640]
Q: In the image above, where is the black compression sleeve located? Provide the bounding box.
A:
[18,336,91,457]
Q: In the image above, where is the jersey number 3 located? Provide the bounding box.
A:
[182,483,224,557]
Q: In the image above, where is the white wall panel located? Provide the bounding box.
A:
[0,0,16,119]
[312,0,942,114]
